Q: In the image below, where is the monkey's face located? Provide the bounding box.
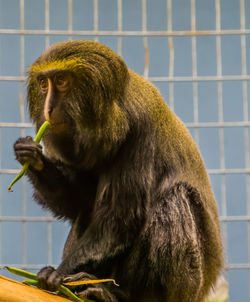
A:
[28,59,97,140]
[36,71,74,134]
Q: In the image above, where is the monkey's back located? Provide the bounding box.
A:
[126,70,223,293]
[127,70,213,198]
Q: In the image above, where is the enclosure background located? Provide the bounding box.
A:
[0,0,249,301]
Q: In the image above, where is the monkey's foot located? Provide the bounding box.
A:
[64,272,118,302]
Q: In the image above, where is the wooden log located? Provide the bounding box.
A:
[0,275,71,302]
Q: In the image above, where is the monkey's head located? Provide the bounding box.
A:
[27,40,130,167]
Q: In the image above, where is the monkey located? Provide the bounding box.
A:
[13,40,223,302]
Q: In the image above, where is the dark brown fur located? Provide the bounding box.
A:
[14,40,223,302]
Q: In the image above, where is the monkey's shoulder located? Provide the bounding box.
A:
[127,69,195,146]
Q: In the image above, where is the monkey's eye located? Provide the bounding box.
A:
[55,75,69,92]
[39,78,49,93]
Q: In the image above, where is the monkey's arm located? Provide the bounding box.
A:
[14,136,94,220]
[37,215,133,301]
[36,174,142,300]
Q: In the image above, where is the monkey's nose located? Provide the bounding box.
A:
[47,106,54,117]
[44,79,53,121]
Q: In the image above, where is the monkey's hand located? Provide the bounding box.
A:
[14,136,44,171]
[64,272,118,302]
[37,266,64,292]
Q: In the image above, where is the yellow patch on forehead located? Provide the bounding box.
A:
[29,58,88,74]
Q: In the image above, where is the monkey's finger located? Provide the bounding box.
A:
[15,145,42,156]
[15,149,42,162]
[14,142,43,152]
[37,266,56,290]
[14,136,40,148]
[15,136,33,143]
[15,151,44,170]
[47,270,64,292]
[14,145,43,160]
[63,272,93,283]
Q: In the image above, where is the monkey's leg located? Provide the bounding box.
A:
[145,182,209,302]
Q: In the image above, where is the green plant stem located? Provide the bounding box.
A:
[8,121,51,192]
[4,266,37,280]
[59,285,88,302]
[23,280,39,286]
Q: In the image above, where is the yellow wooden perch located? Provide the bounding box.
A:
[1,267,118,302]
[0,275,72,302]
[0,274,228,302]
